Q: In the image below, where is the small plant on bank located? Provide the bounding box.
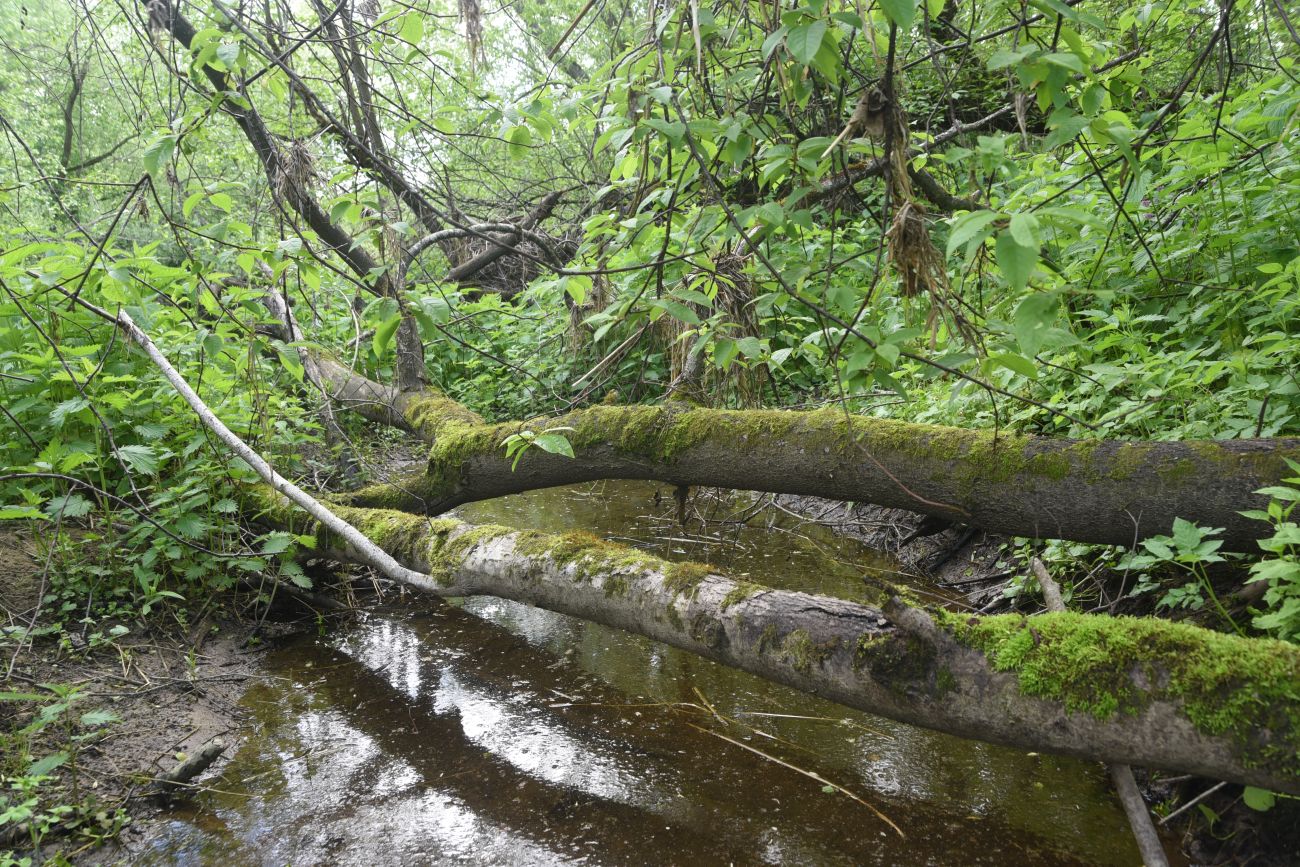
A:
[0,685,127,861]
[1240,460,1300,642]
[1119,518,1238,632]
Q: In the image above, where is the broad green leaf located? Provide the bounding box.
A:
[215,42,240,67]
[946,210,998,256]
[995,231,1038,291]
[373,312,403,357]
[878,0,917,31]
[532,432,575,458]
[79,709,119,727]
[1242,787,1276,811]
[1013,291,1059,356]
[0,506,46,520]
[643,118,686,142]
[115,444,160,474]
[1256,486,1300,502]
[399,12,424,43]
[143,135,176,176]
[1008,213,1042,248]
[29,751,68,777]
[651,298,701,325]
[786,20,828,65]
[506,125,533,159]
[45,494,92,519]
[992,352,1037,379]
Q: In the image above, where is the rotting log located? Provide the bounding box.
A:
[328,377,1299,551]
[252,491,1300,794]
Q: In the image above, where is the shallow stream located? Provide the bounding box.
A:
[136,482,1174,865]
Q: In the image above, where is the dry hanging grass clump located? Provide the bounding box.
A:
[459,0,485,69]
[878,92,973,342]
[275,138,321,202]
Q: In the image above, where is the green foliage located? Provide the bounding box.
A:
[500,426,576,470]
[1119,518,1237,630]
[1242,461,1300,640]
[0,684,128,859]
[0,234,322,622]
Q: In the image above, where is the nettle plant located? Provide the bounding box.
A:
[1120,518,1237,631]
[1119,463,1300,642]
[1241,460,1300,641]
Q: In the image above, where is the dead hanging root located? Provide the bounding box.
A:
[881,101,975,344]
[459,0,485,68]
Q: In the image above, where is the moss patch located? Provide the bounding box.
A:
[939,609,1300,772]
[663,561,714,599]
[782,628,838,673]
[720,580,765,611]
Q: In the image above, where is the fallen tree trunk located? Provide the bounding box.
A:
[327,374,1298,551]
[252,492,1300,794]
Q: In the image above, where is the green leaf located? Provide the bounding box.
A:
[260,532,294,555]
[29,751,69,777]
[1012,292,1059,356]
[399,12,424,44]
[995,231,1038,291]
[143,135,176,176]
[786,20,828,65]
[1008,213,1041,248]
[45,494,92,519]
[115,444,161,474]
[651,298,701,325]
[215,42,240,67]
[532,432,575,459]
[277,346,305,383]
[0,506,46,520]
[79,709,119,727]
[736,336,764,359]
[1243,787,1276,811]
[878,0,917,31]
[506,125,533,159]
[373,313,402,357]
[946,210,998,256]
[643,118,686,142]
[992,352,1037,379]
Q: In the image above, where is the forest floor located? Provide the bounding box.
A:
[0,526,287,863]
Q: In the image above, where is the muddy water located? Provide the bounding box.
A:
[136,482,1173,865]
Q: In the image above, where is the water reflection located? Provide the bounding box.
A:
[136,482,1175,865]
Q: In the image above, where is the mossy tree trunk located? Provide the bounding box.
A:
[251,490,1300,795]
[318,364,1298,551]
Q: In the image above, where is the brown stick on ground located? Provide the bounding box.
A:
[1031,557,1170,867]
[152,738,227,797]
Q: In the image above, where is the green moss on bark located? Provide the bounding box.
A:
[939,610,1300,773]
[721,581,765,610]
[782,628,837,672]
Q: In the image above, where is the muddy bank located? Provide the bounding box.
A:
[1,525,275,863]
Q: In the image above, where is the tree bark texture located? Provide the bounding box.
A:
[328,378,1299,551]
[251,491,1300,794]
